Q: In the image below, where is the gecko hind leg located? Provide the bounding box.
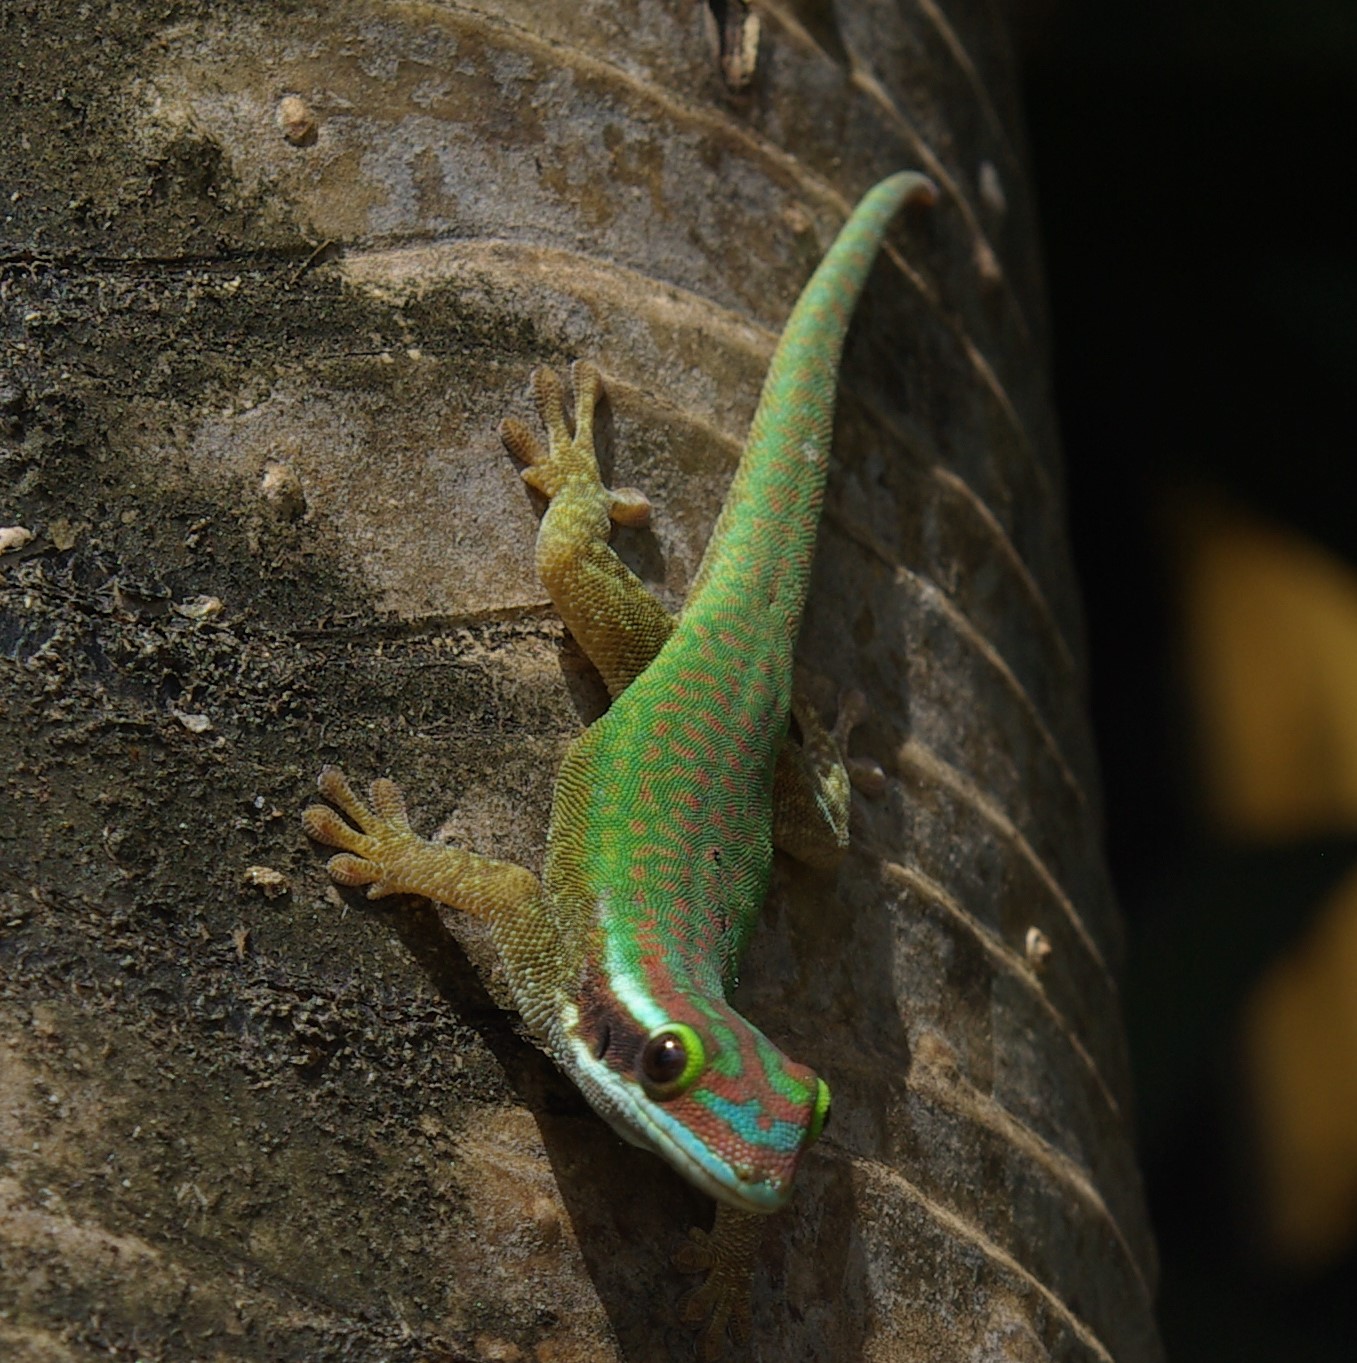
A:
[501,362,676,698]
[773,688,885,869]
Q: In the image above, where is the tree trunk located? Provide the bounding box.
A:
[0,2,1161,1361]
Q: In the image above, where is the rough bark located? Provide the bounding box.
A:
[0,2,1161,1361]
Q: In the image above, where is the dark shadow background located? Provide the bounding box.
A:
[1021,1,1357,1358]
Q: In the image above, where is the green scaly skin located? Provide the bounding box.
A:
[303,171,935,1355]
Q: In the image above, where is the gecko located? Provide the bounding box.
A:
[303,170,936,1355]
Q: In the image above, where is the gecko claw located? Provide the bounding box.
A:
[324,852,383,889]
[499,415,544,470]
[300,802,358,848]
[847,755,888,797]
[833,689,888,797]
[532,364,572,447]
[608,484,653,527]
[502,363,652,529]
[568,358,603,426]
[304,766,420,899]
[369,776,413,829]
[314,764,372,824]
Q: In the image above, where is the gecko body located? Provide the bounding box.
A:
[304,170,935,1350]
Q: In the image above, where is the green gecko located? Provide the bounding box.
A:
[303,170,936,1355]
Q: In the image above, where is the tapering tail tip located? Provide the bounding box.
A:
[847,171,938,246]
[887,170,940,212]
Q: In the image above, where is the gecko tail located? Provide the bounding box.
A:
[686,171,937,622]
[756,170,937,442]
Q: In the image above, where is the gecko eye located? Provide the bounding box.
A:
[807,1077,832,1143]
[638,1023,706,1098]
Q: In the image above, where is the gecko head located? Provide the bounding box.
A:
[565,984,831,1213]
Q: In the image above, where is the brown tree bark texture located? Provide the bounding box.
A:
[0,3,1162,1362]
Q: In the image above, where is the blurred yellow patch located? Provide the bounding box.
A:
[1184,500,1357,836]
[1242,864,1357,1265]
[1181,497,1357,1264]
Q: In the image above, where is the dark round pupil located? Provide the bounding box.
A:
[642,1032,688,1085]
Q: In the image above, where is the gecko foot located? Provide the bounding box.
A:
[673,1207,761,1360]
[302,765,424,898]
[304,767,541,928]
[500,361,651,526]
[834,689,887,797]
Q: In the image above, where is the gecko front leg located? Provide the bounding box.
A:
[674,1204,762,1361]
[302,767,568,1025]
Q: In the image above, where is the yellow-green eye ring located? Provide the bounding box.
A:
[638,1023,706,1098]
[807,1077,832,1143]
